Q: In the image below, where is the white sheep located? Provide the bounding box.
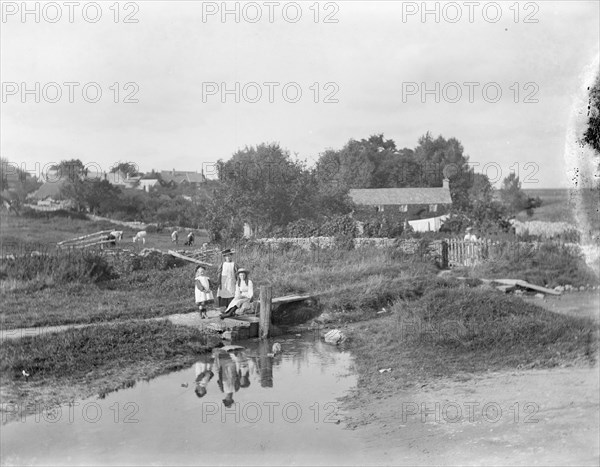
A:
[110,230,123,242]
[132,230,147,244]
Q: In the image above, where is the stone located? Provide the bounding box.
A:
[324,329,346,345]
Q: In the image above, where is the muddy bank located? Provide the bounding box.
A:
[348,365,599,466]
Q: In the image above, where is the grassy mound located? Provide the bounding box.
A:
[460,243,598,288]
[348,289,598,394]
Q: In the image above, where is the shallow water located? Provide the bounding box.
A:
[1,335,366,466]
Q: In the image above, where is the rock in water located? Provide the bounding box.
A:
[324,329,346,345]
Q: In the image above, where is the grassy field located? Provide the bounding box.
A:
[519,188,599,229]
[0,211,210,254]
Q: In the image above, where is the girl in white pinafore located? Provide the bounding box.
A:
[216,249,238,309]
[194,265,214,319]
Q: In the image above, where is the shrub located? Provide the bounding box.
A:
[320,214,357,237]
[286,218,320,237]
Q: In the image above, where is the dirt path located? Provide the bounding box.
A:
[350,365,599,466]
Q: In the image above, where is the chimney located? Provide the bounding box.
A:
[172,168,175,175]
[442,178,449,189]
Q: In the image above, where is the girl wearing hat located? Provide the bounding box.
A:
[194,265,214,319]
[220,268,254,319]
[216,249,238,309]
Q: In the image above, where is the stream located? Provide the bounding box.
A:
[1,334,368,466]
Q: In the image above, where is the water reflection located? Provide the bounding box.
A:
[193,342,280,405]
[1,336,362,466]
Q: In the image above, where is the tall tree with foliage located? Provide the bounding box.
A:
[208,143,316,238]
[50,159,86,182]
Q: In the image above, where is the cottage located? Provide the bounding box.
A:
[349,179,452,223]
[160,169,206,188]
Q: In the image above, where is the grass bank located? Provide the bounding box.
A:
[455,242,598,288]
[0,320,221,422]
[344,288,598,406]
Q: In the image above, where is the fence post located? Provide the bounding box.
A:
[441,240,449,269]
[259,286,272,339]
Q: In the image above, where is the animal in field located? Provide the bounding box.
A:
[184,232,195,246]
[110,230,123,242]
[132,230,147,244]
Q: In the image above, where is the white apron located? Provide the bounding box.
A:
[217,262,237,299]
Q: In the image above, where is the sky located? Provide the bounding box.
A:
[1,0,599,188]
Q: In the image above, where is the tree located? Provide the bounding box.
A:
[60,179,121,214]
[110,162,139,177]
[413,132,474,210]
[499,173,528,216]
[583,73,600,155]
[209,143,315,238]
[50,159,86,182]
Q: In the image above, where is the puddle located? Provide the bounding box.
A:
[1,335,366,466]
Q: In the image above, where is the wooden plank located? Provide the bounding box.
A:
[57,230,112,246]
[490,278,561,295]
[271,294,313,304]
[167,250,213,266]
[259,286,272,339]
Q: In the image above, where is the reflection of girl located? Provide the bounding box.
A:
[231,349,257,388]
[214,349,240,407]
[220,269,254,319]
[216,249,238,309]
[194,265,214,319]
[194,354,214,398]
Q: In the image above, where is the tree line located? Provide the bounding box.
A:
[3,132,545,240]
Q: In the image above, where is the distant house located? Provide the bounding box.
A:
[349,179,453,222]
[84,170,140,189]
[138,179,160,191]
[160,169,206,188]
[30,179,73,208]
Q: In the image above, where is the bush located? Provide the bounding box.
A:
[321,214,357,237]
[286,218,320,237]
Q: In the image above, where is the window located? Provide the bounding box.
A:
[399,204,408,212]
[429,204,438,212]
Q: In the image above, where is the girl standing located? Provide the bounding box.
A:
[194,265,214,319]
[216,249,238,309]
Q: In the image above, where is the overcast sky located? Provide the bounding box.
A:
[1,1,599,187]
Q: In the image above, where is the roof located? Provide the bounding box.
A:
[160,170,205,184]
[349,187,452,206]
[32,179,67,200]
